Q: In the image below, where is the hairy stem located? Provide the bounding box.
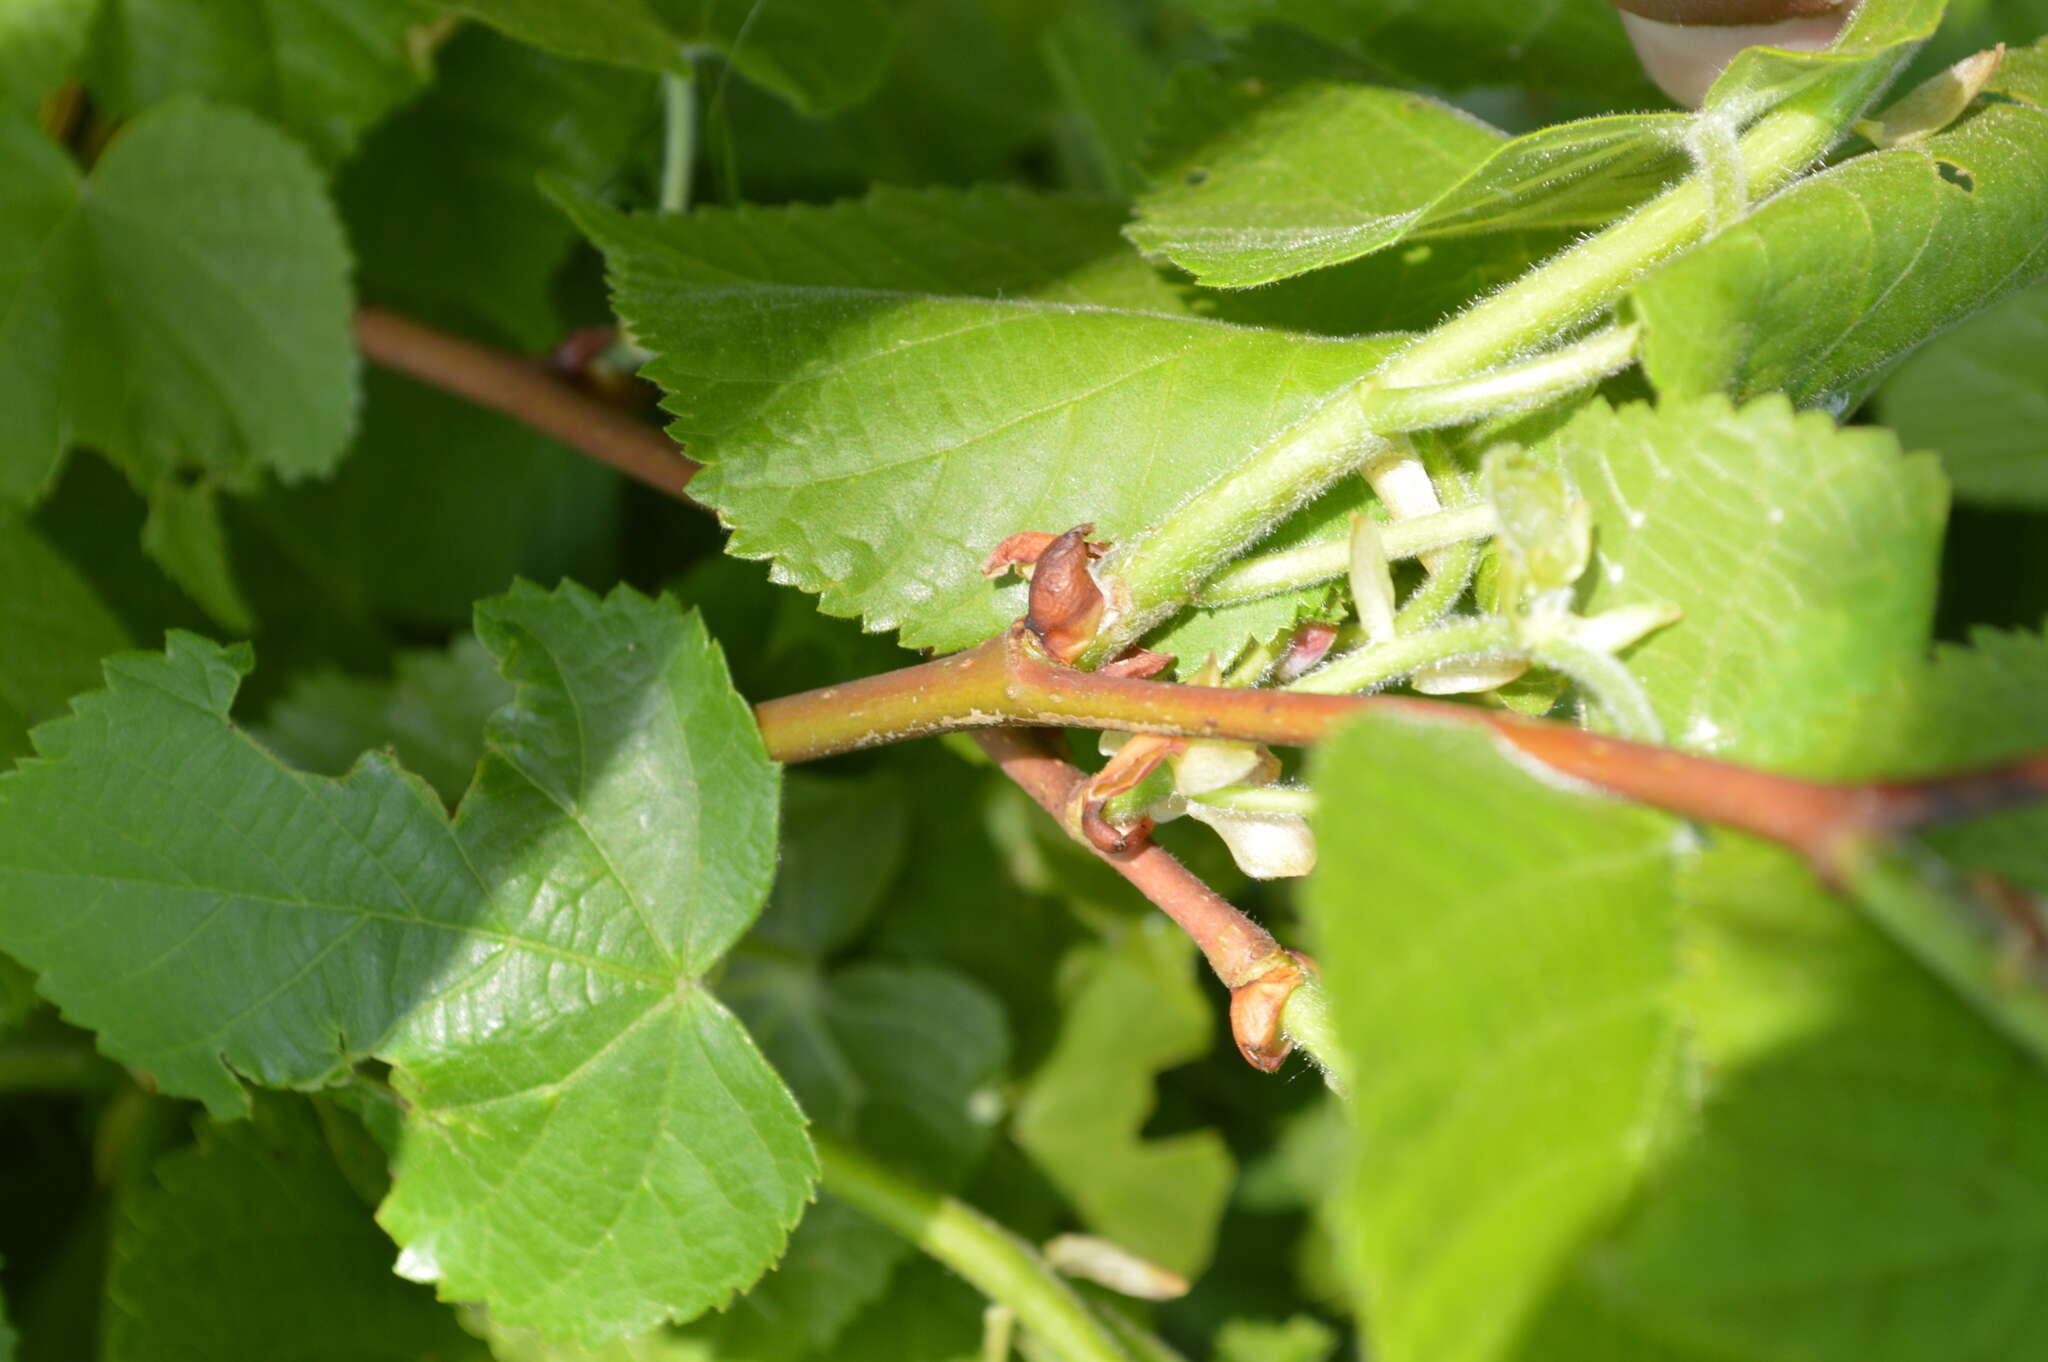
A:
[1288,618,1519,695]
[817,1134,1145,1362]
[1199,502,1499,608]
[1087,54,1902,661]
[353,308,699,501]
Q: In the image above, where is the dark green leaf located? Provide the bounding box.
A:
[747,772,909,958]
[0,513,128,766]
[0,584,811,1342]
[0,0,94,111]
[575,185,1400,649]
[104,1096,479,1362]
[342,28,657,351]
[258,636,511,807]
[1881,276,2048,506]
[0,101,357,504]
[1634,102,2048,411]
[139,479,251,633]
[87,0,427,165]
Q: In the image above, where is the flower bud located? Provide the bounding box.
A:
[1606,1,1848,107]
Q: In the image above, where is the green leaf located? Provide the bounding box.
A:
[1013,920,1235,1280]
[438,0,909,114]
[746,772,909,957]
[1551,394,1947,771]
[258,636,512,807]
[0,100,358,504]
[255,366,624,633]
[1040,7,1169,196]
[1309,712,1683,1362]
[708,959,1007,1353]
[1179,0,1658,103]
[1130,61,1689,288]
[1633,101,2048,412]
[341,28,657,351]
[139,479,252,633]
[0,583,812,1342]
[0,513,128,766]
[1215,1316,1339,1362]
[104,1095,479,1362]
[1881,276,2048,506]
[574,185,1401,650]
[86,0,428,165]
[0,0,94,111]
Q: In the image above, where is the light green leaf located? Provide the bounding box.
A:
[1013,919,1234,1280]
[87,0,427,164]
[0,0,94,111]
[1130,64,1689,288]
[258,636,512,807]
[1309,712,1683,1362]
[1551,394,1947,771]
[0,513,128,766]
[437,0,908,114]
[0,583,812,1342]
[0,100,357,505]
[1881,276,2048,506]
[1180,0,1658,102]
[104,1095,479,1362]
[342,28,657,351]
[574,185,1401,650]
[1041,7,1169,196]
[1215,1316,1339,1362]
[1633,101,2048,412]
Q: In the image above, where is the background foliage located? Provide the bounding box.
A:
[5,2,2048,1360]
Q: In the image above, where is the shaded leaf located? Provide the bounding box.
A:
[0,101,357,504]
[1552,394,1947,770]
[438,0,908,114]
[1215,1315,1339,1362]
[0,584,811,1342]
[1013,920,1234,1279]
[1881,276,2048,506]
[0,0,94,111]
[139,479,251,633]
[1633,101,2048,412]
[341,28,657,351]
[258,636,512,807]
[746,772,909,958]
[87,0,427,165]
[575,185,1400,649]
[104,1096,479,1362]
[0,514,128,766]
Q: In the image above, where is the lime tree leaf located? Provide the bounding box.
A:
[341,28,657,351]
[1880,277,2048,506]
[746,771,908,957]
[0,583,811,1342]
[1551,394,1947,770]
[87,0,428,165]
[104,1096,479,1362]
[1040,7,1169,196]
[1179,0,1657,102]
[1013,919,1234,1279]
[1130,61,1689,288]
[1633,101,2048,412]
[0,0,94,110]
[0,100,357,504]
[707,960,1008,1354]
[438,0,908,114]
[573,185,1401,650]
[0,514,128,766]
[139,479,252,633]
[1573,837,2048,1362]
[255,366,624,633]
[1307,712,1683,1362]
[258,636,511,807]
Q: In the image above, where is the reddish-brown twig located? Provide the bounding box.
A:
[354,308,700,502]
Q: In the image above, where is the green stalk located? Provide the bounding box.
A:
[819,1136,1145,1362]
[1279,977,1350,1096]
[1524,636,1666,744]
[659,64,697,215]
[1088,54,1904,664]
[1290,617,1519,696]
[1188,785,1315,816]
[1199,502,1499,608]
